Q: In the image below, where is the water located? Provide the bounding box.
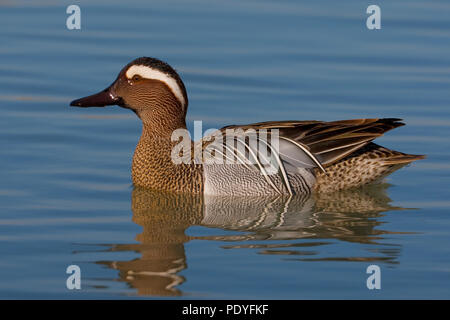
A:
[0,0,449,299]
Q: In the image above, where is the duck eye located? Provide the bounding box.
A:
[132,75,142,81]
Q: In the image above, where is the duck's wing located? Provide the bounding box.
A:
[219,118,405,167]
[199,118,405,195]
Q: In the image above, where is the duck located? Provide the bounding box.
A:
[70,57,425,196]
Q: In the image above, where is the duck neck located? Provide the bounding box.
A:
[131,118,203,193]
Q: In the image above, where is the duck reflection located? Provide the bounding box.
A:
[98,184,408,296]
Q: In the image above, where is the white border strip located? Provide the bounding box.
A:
[126,65,186,107]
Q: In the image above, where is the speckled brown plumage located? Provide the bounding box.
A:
[126,77,203,193]
[132,128,203,193]
[314,143,424,193]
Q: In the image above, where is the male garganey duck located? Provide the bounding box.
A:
[70,57,425,195]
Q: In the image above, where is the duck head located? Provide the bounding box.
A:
[70,57,188,126]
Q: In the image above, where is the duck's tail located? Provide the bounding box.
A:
[379,153,426,165]
[314,143,425,193]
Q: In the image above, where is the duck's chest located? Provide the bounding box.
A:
[131,137,203,193]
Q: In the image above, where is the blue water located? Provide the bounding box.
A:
[0,0,449,299]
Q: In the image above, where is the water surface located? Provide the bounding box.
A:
[0,0,449,298]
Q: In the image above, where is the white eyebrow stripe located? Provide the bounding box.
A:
[125,65,186,107]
